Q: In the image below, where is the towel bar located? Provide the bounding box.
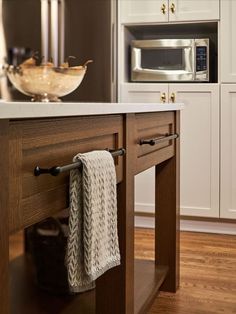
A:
[34,148,126,177]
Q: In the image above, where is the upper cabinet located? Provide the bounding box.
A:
[220,0,236,83]
[120,0,168,24]
[169,0,219,22]
[120,0,219,24]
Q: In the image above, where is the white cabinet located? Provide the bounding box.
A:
[221,85,236,219]
[121,83,220,218]
[120,0,219,24]
[120,0,168,24]
[120,83,168,103]
[169,0,219,22]
[171,84,220,218]
[220,0,236,83]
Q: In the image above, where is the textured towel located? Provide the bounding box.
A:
[66,150,121,293]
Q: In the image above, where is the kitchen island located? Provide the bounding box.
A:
[0,101,183,314]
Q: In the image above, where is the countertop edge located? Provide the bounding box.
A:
[0,102,184,119]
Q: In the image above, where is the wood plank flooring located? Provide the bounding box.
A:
[135,228,236,314]
[10,229,236,313]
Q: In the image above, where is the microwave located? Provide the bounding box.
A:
[131,38,209,82]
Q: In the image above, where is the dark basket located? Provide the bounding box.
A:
[27,217,70,295]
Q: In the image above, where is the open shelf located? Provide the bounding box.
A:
[10,255,168,313]
[10,255,95,314]
[134,260,168,314]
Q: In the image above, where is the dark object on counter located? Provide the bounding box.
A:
[27,217,70,295]
[8,47,32,66]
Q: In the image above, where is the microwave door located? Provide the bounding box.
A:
[132,40,195,82]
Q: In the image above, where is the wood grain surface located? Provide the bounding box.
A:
[135,229,236,314]
[0,121,9,314]
[10,229,236,313]
[8,115,123,233]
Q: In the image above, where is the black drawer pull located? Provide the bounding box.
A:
[34,148,126,177]
[139,133,178,146]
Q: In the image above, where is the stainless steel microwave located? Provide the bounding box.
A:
[131,38,209,82]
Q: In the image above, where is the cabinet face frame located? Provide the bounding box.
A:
[220,85,236,219]
[220,0,236,83]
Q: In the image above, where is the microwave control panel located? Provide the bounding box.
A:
[196,46,207,72]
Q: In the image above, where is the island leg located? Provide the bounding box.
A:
[96,114,135,313]
[0,121,9,314]
[155,112,180,292]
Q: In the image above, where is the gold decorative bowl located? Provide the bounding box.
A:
[5,60,91,102]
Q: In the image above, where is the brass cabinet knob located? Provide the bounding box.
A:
[170,92,176,103]
[170,3,176,13]
[160,92,167,103]
[161,3,167,14]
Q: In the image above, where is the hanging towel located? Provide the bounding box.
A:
[66,150,121,293]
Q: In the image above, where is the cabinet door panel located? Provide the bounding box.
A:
[169,0,219,22]
[120,0,168,24]
[171,84,219,218]
[221,85,236,219]
[120,83,169,103]
[220,0,236,83]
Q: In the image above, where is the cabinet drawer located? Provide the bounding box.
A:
[120,83,168,104]
[9,115,123,233]
[135,112,176,173]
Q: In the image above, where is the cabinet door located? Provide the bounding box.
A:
[221,85,236,219]
[170,84,220,218]
[220,0,236,83]
[120,83,169,103]
[169,0,219,22]
[120,0,168,24]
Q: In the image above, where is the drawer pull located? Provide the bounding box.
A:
[139,133,178,146]
[34,148,126,177]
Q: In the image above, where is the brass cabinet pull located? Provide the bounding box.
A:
[140,134,179,146]
[160,92,167,103]
[170,3,176,13]
[161,3,167,14]
[170,92,176,103]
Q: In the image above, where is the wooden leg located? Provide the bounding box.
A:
[0,121,9,314]
[155,112,180,293]
[96,114,135,314]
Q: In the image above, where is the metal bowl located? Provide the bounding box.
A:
[5,64,87,102]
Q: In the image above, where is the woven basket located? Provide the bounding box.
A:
[27,217,70,295]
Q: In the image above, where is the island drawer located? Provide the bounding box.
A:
[135,111,177,173]
[8,115,123,233]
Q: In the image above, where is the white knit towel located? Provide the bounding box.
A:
[66,150,121,293]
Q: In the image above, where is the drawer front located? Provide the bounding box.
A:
[135,112,176,174]
[120,83,168,104]
[9,115,123,233]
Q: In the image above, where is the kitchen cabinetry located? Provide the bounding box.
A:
[220,85,236,219]
[220,0,236,83]
[0,104,181,314]
[120,0,219,24]
[121,83,220,218]
[120,0,168,24]
[168,0,219,22]
[171,84,219,218]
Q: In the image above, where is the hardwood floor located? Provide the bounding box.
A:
[135,228,236,314]
[10,229,236,313]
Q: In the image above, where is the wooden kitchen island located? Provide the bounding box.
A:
[0,101,183,314]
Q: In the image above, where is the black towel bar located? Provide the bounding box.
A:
[34,148,126,177]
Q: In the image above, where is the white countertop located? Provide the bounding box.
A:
[0,101,184,119]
